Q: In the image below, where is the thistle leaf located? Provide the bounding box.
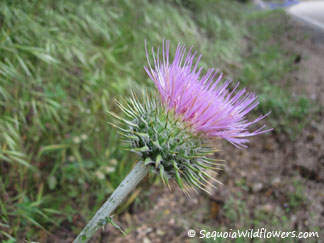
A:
[155,154,162,168]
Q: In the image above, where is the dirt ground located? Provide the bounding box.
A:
[56,18,324,243]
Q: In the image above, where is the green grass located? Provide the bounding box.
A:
[0,0,314,241]
[240,10,313,137]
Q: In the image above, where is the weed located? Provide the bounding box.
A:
[287,179,306,211]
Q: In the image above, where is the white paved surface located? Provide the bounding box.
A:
[287,1,324,31]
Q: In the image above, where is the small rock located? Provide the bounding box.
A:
[145,227,153,233]
[143,237,151,243]
[271,177,281,186]
[169,218,175,225]
[156,229,165,236]
[252,183,263,193]
[240,171,247,177]
[261,204,273,213]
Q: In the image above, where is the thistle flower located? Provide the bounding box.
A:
[74,40,271,243]
[109,40,271,192]
[145,40,271,148]
[106,40,271,195]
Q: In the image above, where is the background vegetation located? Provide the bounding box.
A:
[0,0,314,241]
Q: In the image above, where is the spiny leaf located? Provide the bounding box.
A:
[155,154,162,168]
[144,157,153,166]
[131,146,150,153]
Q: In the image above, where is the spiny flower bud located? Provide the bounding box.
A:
[110,92,222,194]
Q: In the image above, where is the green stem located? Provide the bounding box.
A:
[74,161,149,243]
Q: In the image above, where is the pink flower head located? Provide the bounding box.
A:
[144,40,271,148]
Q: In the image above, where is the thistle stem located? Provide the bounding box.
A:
[74,161,149,243]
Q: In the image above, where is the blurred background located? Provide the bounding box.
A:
[0,0,323,242]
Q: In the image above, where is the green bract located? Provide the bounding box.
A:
[109,92,223,194]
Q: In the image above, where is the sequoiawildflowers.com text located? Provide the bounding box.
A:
[187,228,319,240]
